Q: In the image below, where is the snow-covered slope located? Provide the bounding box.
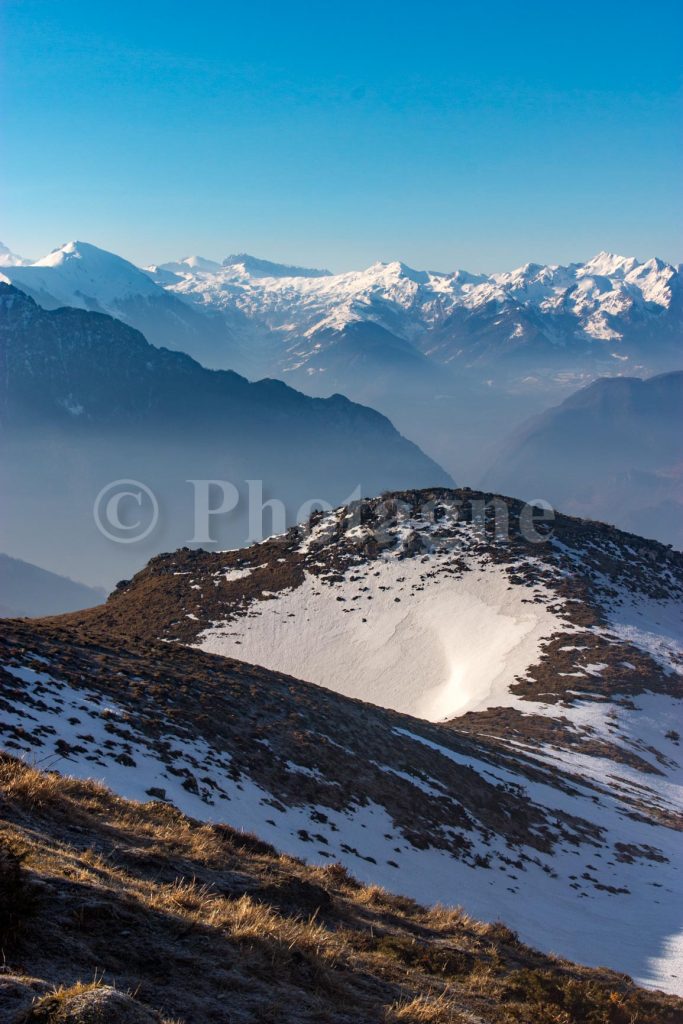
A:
[1,241,230,364]
[3,490,683,992]
[189,492,683,760]
[51,488,683,990]
[200,545,563,721]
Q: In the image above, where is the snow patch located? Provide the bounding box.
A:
[197,559,565,721]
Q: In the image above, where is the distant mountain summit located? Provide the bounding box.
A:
[0,554,105,617]
[156,253,332,279]
[483,371,683,548]
[0,241,31,267]
[6,239,163,306]
[0,283,451,585]
[220,253,332,278]
[1,240,229,366]
[155,254,224,275]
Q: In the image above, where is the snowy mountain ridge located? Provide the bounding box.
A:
[152,246,682,350]
[0,242,240,365]
[3,241,680,365]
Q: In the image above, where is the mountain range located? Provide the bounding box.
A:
[3,240,681,491]
[4,241,681,375]
[156,248,682,381]
[1,240,681,559]
[1,243,681,1005]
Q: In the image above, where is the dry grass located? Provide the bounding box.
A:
[18,980,106,1022]
[0,754,681,1024]
[15,978,182,1023]
[384,992,468,1022]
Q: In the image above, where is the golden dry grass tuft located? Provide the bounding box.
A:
[384,991,469,1022]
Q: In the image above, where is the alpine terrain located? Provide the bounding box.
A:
[4,3,682,1020]
[3,489,681,1005]
[6,242,679,380]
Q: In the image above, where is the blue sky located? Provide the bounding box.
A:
[2,0,682,272]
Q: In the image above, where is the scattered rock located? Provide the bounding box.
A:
[145,787,167,801]
[181,774,199,795]
[0,974,50,1021]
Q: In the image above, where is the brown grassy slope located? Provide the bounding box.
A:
[2,616,642,863]
[1,755,681,1024]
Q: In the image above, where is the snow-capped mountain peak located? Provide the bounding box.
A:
[1,240,240,365]
[221,253,332,279]
[32,238,88,268]
[365,259,433,285]
[157,254,224,275]
[7,239,162,308]
[623,257,678,307]
[579,251,641,278]
[0,241,31,268]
